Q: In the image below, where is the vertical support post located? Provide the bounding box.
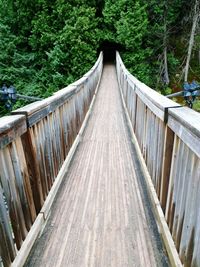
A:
[160,126,174,213]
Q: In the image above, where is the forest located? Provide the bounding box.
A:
[0,0,200,115]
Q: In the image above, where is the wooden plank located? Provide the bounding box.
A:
[25,64,166,267]
[152,116,159,186]
[141,105,147,158]
[135,97,142,145]
[0,150,23,249]
[11,53,103,267]
[34,124,48,200]
[179,157,200,265]
[0,148,27,249]
[0,115,26,149]
[117,63,182,267]
[46,115,56,180]
[0,185,16,265]
[12,92,75,128]
[169,107,200,138]
[191,180,200,267]
[11,100,47,117]
[15,138,36,223]
[160,126,174,212]
[11,214,44,267]
[21,129,44,213]
[53,84,76,97]
[9,140,32,230]
[135,87,165,121]
[148,112,156,181]
[59,105,67,159]
[165,136,180,231]
[3,147,28,240]
[40,66,102,220]
[168,115,200,158]
[145,109,152,171]
[54,108,63,168]
[171,142,185,242]
[40,119,52,191]
[174,147,191,251]
[155,120,165,197]
[57,107,65,164]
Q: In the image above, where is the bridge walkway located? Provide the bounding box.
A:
[25,64,169,267]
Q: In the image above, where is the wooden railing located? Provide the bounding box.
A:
[0,52,103,267]
[116,52,200,267]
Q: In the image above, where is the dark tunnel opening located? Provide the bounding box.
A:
[98,41,122,63]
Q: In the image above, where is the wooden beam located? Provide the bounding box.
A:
[0,115,26,149]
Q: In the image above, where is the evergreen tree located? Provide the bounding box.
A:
[0,0,200,115]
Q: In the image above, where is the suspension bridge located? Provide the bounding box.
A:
[0,52,200,267]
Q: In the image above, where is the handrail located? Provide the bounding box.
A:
[116,51,200,267]
[0,52,103,267]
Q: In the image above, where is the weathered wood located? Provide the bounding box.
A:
[160,126,174,212]
[179,155,199,264]
[25,64,167,267]
[21,130,44,213]
[15,138,36,223]
[9,140,32,230]
[0,52,103,266]
[118,64,182,267]
[168,110,200,157]
[1,50,200,266]
[11,214,44,267]
[116,51,200,266]
[0,116,27,149]
[0,185,16,265]
[0,148,27,249]
[155,120,165,197]
[135,86,165,120]
[173,146,190,251]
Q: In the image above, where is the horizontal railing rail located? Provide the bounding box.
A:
[116,51,200,267]
[0,52,103,267]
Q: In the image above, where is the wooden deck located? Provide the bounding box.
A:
[25,64,169,267]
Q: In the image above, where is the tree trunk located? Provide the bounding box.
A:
[163,37,169,85]
[184,0,200,82]
[162,0,169,85]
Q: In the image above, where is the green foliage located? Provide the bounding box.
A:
[162,86,172,96]
[116,1,152,83]
[0,0,100,115]
[193,100,200,112]
[101,0,154,84]
[116,2,148,49]
[0,0,199,116]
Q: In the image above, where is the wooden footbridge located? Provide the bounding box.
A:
[0,52,200,267]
